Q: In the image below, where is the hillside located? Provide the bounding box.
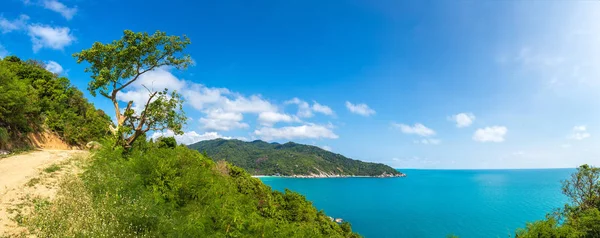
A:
[3,142,360,237]
[0,56,112,150]
[189,139,404,177]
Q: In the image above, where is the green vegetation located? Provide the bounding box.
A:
[0,56,112,149]
[25,140,360,237]
[43,164,61,173]
[7,30,360,237]
[73,30,190,148]
[189,139,403,176]
[515,165,600,237]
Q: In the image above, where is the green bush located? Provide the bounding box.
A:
[27,141,360,237]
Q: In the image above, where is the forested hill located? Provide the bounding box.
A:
[0,56,112,150]
[189,139,404,177]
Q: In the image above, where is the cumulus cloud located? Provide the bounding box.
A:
[569,125,591,140]
[473,126,507,142]
[117,67,319,133]
[0,44,8,59]
[254,124,338,141]
[199,109,249,131]
[345,101,375,116]
[150,130,232,145]
[392,123,436,137]
[41,0,77,20]
[448,113,475,128]
[27,24,75,52]
[0,14,29,33]
[258,111,298,126]
[44,60,63,74]
[286,98,334,118]
[312,102,334,116]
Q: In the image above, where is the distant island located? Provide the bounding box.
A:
[189,139,405,178]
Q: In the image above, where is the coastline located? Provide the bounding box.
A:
[252,173,406,178]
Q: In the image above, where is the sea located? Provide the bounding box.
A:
[260,169,574,238]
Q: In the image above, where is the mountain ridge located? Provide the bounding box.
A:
[189,139,405,177]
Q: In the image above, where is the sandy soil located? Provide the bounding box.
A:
[0,150,87,236]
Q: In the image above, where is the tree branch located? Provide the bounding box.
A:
[114,52,169,92]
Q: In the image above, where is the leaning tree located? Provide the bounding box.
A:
[74,30,192,148]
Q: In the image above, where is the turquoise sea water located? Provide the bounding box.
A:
[260,169,574,238]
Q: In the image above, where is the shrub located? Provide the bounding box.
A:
[26,141,360,237]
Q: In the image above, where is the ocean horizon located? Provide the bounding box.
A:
[260,168,574,238]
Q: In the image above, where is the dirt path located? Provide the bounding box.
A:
[0,150,87,236]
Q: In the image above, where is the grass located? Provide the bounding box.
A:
[43,164,61,173]
[22,174,133,237]
[26,177,41,187]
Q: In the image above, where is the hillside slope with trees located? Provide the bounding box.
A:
[189,139,404,177]
[0,56,112,150]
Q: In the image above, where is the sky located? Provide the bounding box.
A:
[2,0,600,169]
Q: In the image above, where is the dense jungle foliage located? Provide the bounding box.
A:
[0,56,111,148]
[189,139,402,176]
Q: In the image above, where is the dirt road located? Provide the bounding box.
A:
[0,150,87,236]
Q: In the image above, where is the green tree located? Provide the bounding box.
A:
[73,30,191,148]
[563,164,600,211]
[157,136,177,149]
[516,164,600,237]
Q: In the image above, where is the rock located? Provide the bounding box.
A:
[86,141,102,150]
[0,150,10,155]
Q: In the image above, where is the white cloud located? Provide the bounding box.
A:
[312,102,334,116]
[27,24,75,52]
[448,113,475,128]
[44,60,63,74]
[345,101,375,116]
[392,123,436,137]
[199,109,249,131]
[473,126,507,142]
[254,124,338,141]
[150,130,232,145]
[258,111,298,126]
[285,98,312,117]
[569,125,591,140]
[414,139,441,145]
[223,95,277,114]
[0,14,29,33]
[286,98,334,118]
[134,67,187,91]
[117,68,274,131]
[41,0,77,20]
[117,67,336,135]
[0,44,8,59]
[321,145,332,151]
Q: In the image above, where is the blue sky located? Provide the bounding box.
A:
[2,0,600,169]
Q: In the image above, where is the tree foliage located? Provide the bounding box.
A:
[0,56,111,148]
[189,139,402,176]
[73,30,191,148]
[516,165,600,238]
